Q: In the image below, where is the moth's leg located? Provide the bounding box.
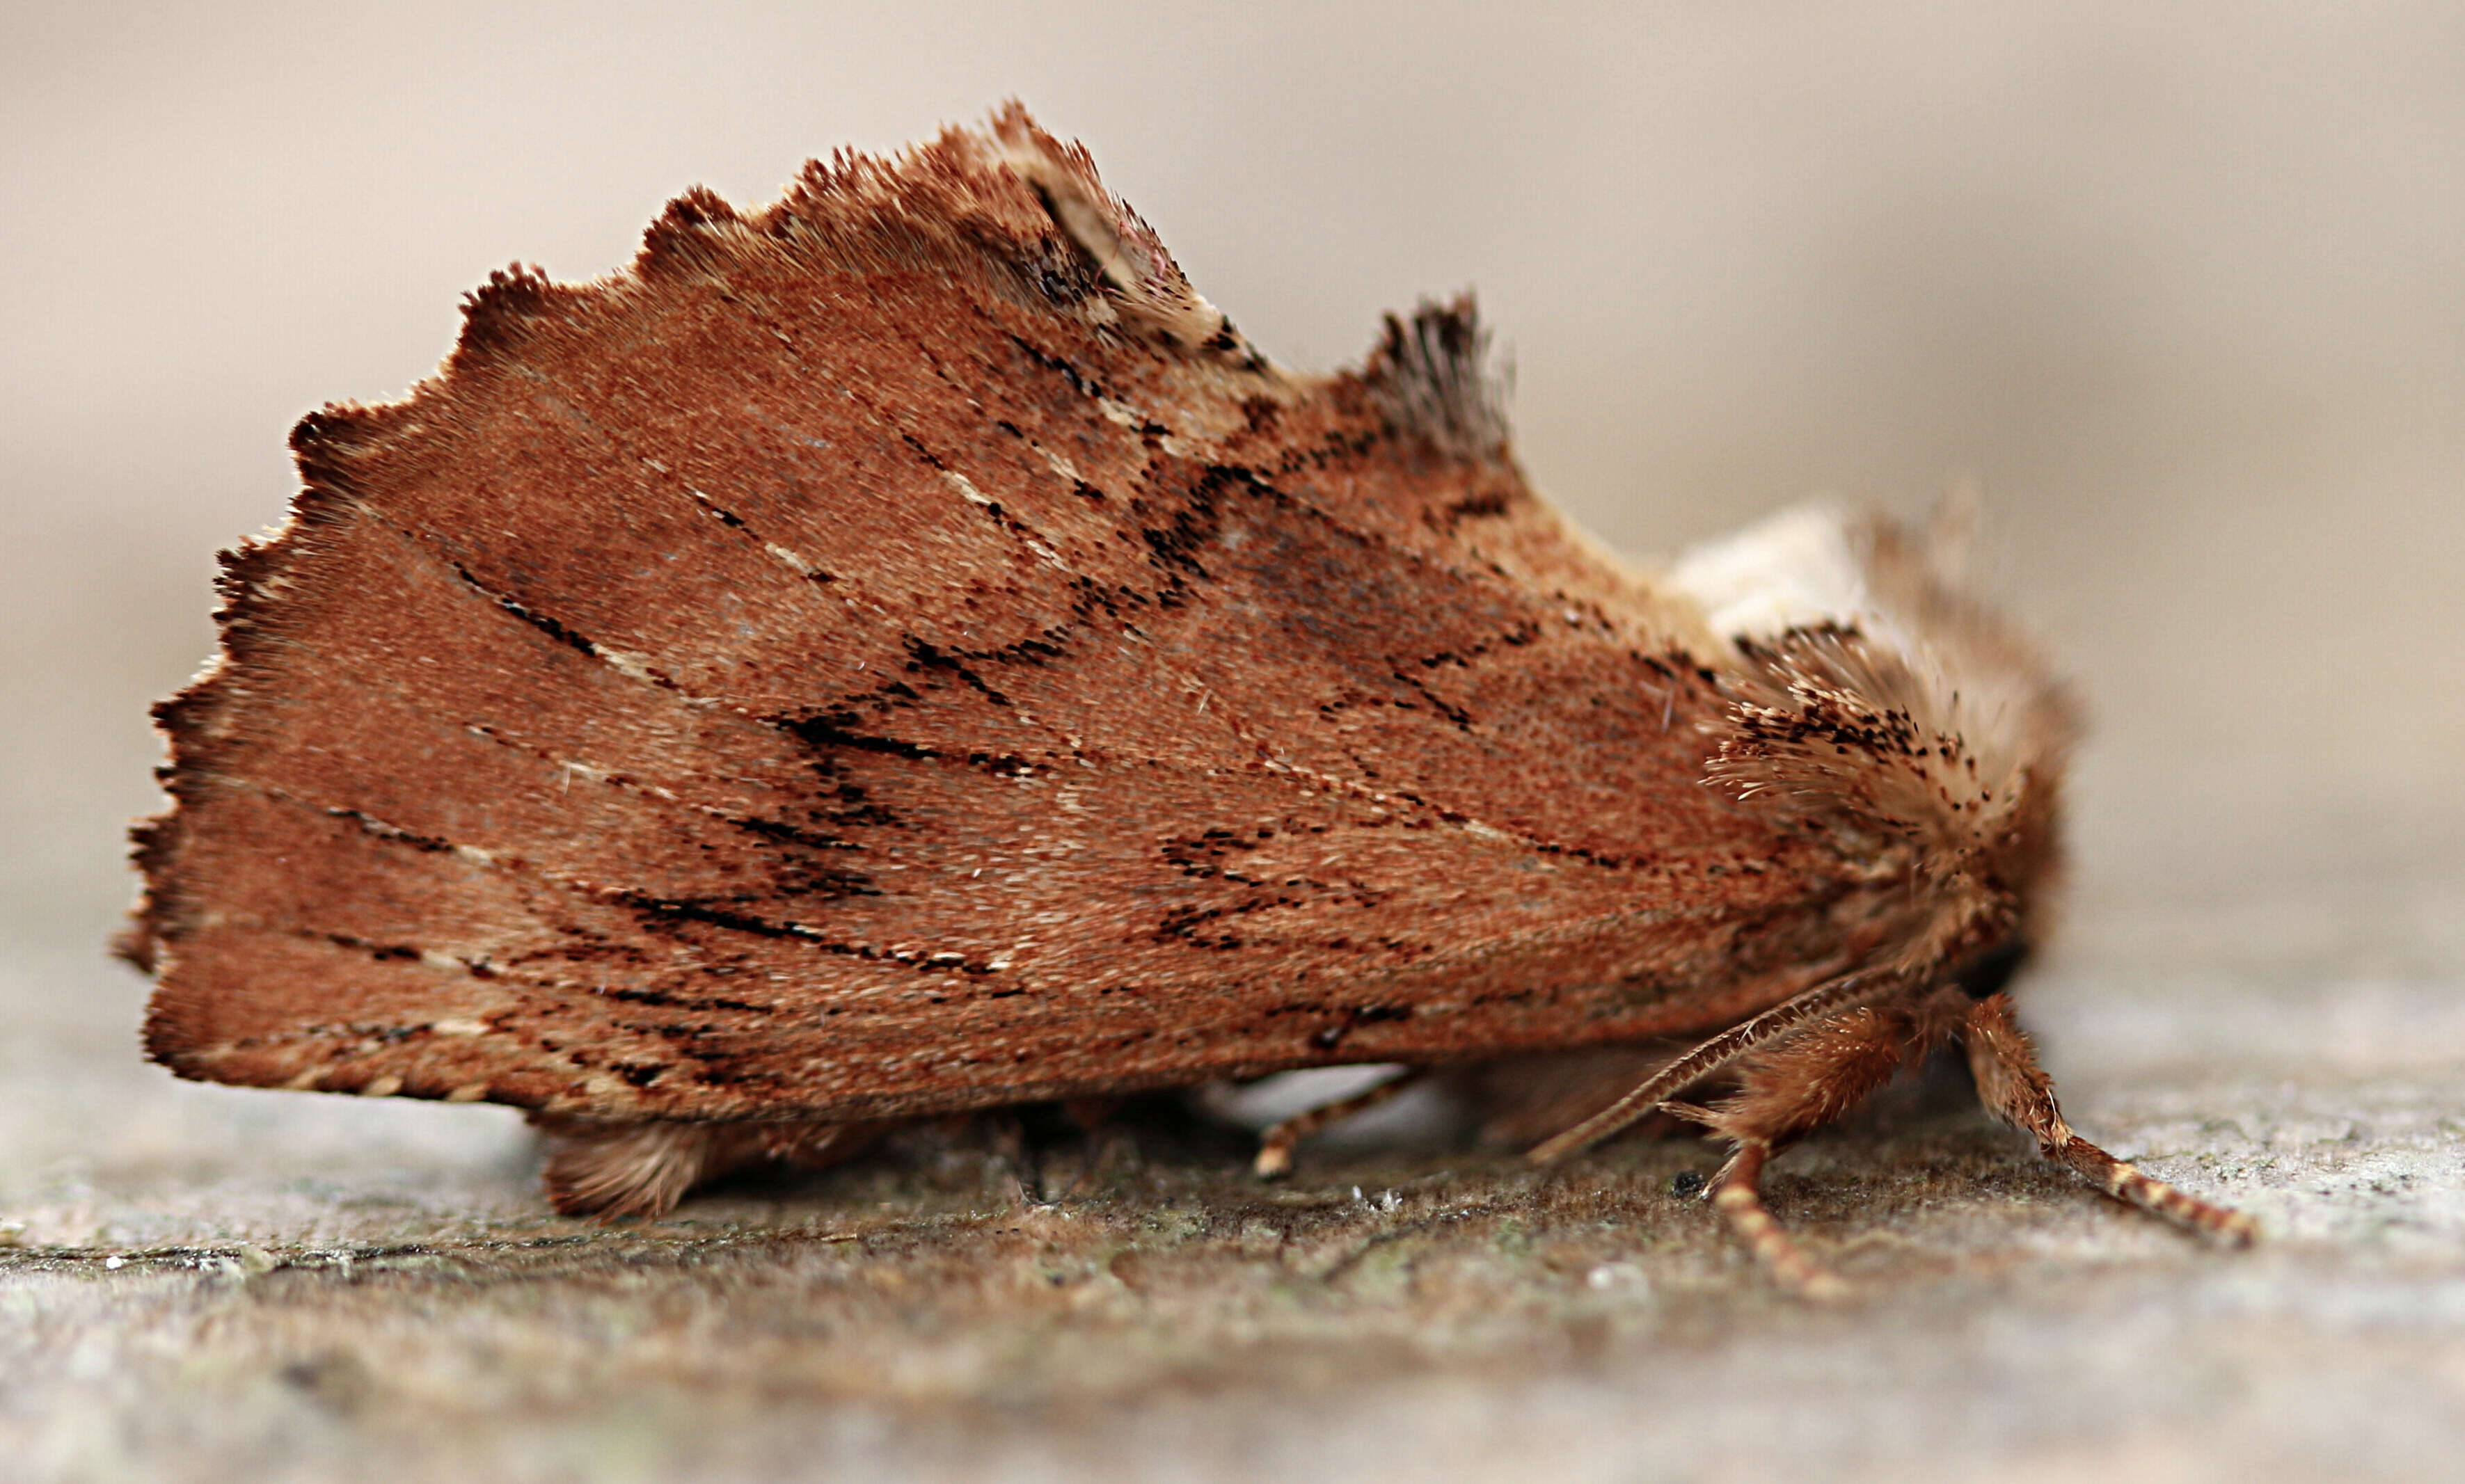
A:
[532,1115,887,1218]
[1679,1004,1932,1299]
[1705,1138,1850,1302]
[1963,994,2256,1244]
[1253,1069,1429,1179]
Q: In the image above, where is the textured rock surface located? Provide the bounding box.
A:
[3,872,2461,1483]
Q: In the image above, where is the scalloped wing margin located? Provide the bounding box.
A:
[125,109,1880,1122]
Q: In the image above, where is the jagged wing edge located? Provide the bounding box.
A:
[120,105,1259,980]
[119,105,1575,992]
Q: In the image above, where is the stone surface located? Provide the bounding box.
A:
[2,875,2461,1483]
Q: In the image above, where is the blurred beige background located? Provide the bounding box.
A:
[6,2,2462,955]
[4,7,2464,1481]
[8,2,2464,966]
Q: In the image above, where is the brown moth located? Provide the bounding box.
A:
[125,106,2251,1295]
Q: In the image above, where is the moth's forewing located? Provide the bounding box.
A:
[132,111,1905,1122]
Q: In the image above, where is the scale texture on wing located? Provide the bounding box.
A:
[129,107,1885,1122]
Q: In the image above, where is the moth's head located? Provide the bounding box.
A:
[1667,499,2077,930]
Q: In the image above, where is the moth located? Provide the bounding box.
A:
[125,106,2251,1295]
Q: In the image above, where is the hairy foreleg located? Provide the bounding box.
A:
[1675,1003,1939,1298]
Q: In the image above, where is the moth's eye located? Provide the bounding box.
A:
[1953,938,2032,1000]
